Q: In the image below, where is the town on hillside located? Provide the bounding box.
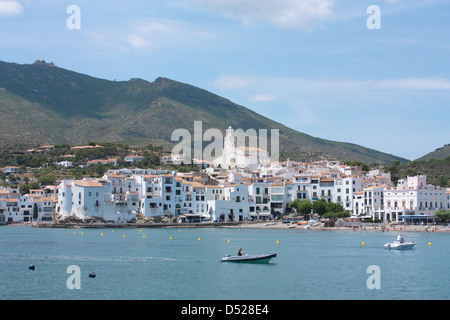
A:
[0,139,449,226]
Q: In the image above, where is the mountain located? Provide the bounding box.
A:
[0,60,408,163]
[416,144,450,161]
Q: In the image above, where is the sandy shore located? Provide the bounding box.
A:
[232,221,450,233]
[27,220,450,233]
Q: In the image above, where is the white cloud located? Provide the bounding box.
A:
[127,34,150,50]
[250,94,277,102]
[191,0,334,30]
[376,78,450,90]
[0,0,23,17]
[214,74,259,89]
[124,18,216,51]
[215,74,450,93]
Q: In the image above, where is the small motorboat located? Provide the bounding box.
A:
[384,235,416,250]
[221,251,277,263]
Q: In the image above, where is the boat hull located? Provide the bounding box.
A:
[384,241,416,250]
[221,252,277,263]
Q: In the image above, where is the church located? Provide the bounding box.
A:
[211,126,273,169]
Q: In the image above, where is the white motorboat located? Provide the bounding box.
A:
[220,251,277,263]
[384,235,416,250]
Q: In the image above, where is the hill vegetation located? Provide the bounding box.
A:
[0,60,409,164]
[0,142,163,190]
[416,144,450,161]
[385,157,450,187]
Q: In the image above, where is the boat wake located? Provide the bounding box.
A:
[0,253,177,263]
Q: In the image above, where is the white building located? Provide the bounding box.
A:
[124,155,144,163]
[0,198,20,223]
[56,160,73,168]
[383,175,446,223]
[206,184,250,222]
[211,126,272,170]
[0,190,54,223]
[57,178,138,222]
[290,175,361,212]
[351,175,447,223]
[360,185,387,219]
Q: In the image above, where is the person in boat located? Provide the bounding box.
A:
[397,235,405,243]
[238,248,246,256]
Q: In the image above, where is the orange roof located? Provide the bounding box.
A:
[73,180,104,188]
[108,174,125,178]
[143,175,160,179]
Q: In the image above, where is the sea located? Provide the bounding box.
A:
[0,225,449,301]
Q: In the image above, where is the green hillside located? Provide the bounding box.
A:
[0,60,408,163]
[416,144,450,161]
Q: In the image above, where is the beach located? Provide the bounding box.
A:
[29,219,450,233]
[231,221,450,233]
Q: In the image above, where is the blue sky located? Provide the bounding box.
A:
[0,0,449,161]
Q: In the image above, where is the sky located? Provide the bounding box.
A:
[0,0,449,161]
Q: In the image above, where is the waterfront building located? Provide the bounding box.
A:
[0,198,19,223]
[57,178,137,222]
[351,175,447,223]
[0,187,55,223]
[383,175,447,223]
[206,183,250,222]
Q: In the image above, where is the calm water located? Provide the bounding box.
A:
[0,225,449,300]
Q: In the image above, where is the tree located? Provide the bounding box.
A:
[20,182,40,195]
[323,211,351,219]
[39,174,56,186]
[289,199,312,216]
[33,204,39,221]
[435,209,450,225]
[312,198,328,216]
[297,200,312,216]
[326,202,344,213]
[437,175,448,187]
